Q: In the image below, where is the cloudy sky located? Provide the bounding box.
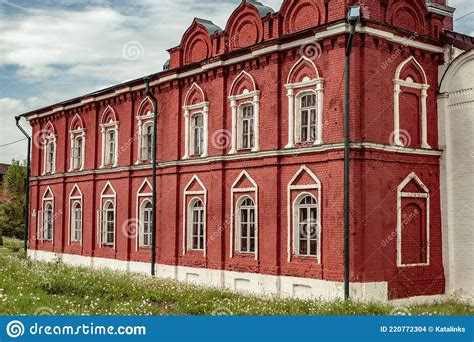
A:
[0,0,473,164]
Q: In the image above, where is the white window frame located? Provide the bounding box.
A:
[69,114,86,172]
[285,56,324,148]
[293,193,319,258]
[393,56,430,149]
[287,165,322,263]
[139,199,153,248]
[229,71,260,154]
[37,186,54,242]
[182,175,207,255]
[235,196,257,254]
[42,123,57,175]
[188,198,205,251]
[296,91,318,144]
[68,184,83,245]
[238,103,255,150]
[230,170,259,260]
[397,172,430,268]
[140,122,154,163]
[97,181,117,248]
[136,178,153,250]
[183,83,208,159]
[136,97,155,164]
[190,112,205,156]
[100,106,119,169]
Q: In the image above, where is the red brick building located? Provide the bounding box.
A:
[22,0,467,300]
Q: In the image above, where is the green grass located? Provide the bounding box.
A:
[0,254,472,316]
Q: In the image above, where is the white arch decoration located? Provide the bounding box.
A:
[230,170,259,260]
[287,165,322,263]
[285,56,325,148]
[393,56,430,148]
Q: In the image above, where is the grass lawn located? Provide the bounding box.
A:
[0,253,472,316]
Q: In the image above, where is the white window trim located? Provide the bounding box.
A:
[139,199,153,249]
[393,56,430,149]
[135,178,153,251]
[396,172,430,268]
[187,197,206,252]
[285,56,324,149]
[37,186,54,243]
[229,71,260,154]
[100,106,119,169]
[230,170,259,260]
[136,97,156,164]
[182,175,207,256]
[137,121,154,163]
[68,184,83,245]
[183,83,209,160]
[97,181,117,248]
[69,130,86,172]
[235,195,257,254]
[42,124,57,176]
[287,165,322,263]
[293,192,320,258]
[69,114,86,172]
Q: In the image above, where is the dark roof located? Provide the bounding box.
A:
[0,164,10,175]
[442,30,474,51]
[195,18,223,35]
[248,0,275,17]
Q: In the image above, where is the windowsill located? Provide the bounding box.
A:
[292,254,320,261]
[233,252,257,260]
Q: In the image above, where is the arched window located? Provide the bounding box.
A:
[69,114,86,172]
[42,202,54,241]
[236,197,256,253]
[101,200,115,246]
[239,104,255,150]
[298,93,317,143]
[71,201,82,243]
[229,71,260,154]
[100,106,119,168]
[182,83,209,159]
[191,113,204,156]
[140,123,153,162]
[140,200,153,247]
[42,122,57,175]
[285,56,324,148]
[295,194,318,257]
[189,199,205,251]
